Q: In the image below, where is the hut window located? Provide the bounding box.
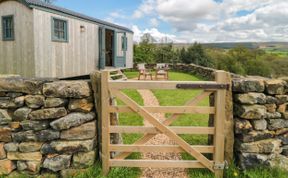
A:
[2,15,14,41]
[52,18,68,42]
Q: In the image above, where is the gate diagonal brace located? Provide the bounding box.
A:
[111,89,214,172]
[113,91,213,160]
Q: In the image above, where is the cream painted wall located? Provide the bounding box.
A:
[0,0,35,77]
[33,8,99,78]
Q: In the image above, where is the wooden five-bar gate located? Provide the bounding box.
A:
[100,70,230,178]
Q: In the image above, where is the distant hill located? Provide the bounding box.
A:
[157,42,288,51]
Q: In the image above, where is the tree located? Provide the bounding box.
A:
[154,43,174,63]
[183,43,213,67]
[133,41,156,63]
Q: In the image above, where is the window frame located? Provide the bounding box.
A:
[51,17,68,42]
[2,15,15,41]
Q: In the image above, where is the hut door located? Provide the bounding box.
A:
[114,32,127,68]
[99,27,106,69]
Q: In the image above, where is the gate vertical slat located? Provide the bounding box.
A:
[101,71,111,175]
[214,71,229,178]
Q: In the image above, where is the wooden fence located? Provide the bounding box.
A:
[99,70,230,178]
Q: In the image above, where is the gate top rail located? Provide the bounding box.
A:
[109,80,229,90]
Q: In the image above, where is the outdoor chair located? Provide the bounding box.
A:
[137,63,153,80]
[155,63,169,80]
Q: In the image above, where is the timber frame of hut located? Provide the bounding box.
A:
[0,0,134,78]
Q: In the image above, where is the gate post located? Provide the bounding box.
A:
[101,71,110,175]
[214,71,230,178]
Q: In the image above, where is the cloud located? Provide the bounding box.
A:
[132,0,156,19]
[149,18,159,27]
[132,25,186,43]
[130,0,288,42]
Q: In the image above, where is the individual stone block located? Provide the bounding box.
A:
[43,155,71,172]
[60,121,96,140]
[265,104,277,113]
[44,98,68,108]
[234,105,266,119]
[283,113,288,119]
[68,98,94,113]
[20,120,50,131]
[12,131,36,142]
[0,78,44,94]
[73,151,95,168]
[9,122,21,131]
[4,143,18,152]
[265,112,282,119]
[25,95,45,109]
[0,143,6,159]
[0,96,24,109]
[0,159,15,175]
[17,161,27,171]
[282,145,288,156]
[275,128,288,136]
[267,154,288,170]
[0,109,12,125]
[50,139,95,154]
[234,93,266,104]
[267,119,288,130]
[50,112,95,130]
[278,103,287,113]
[19,142,43,153]
[234,118,252,134]
[35,130,60,142]
[238,153,268,169]
[0,128,12,142]
[232,78,265,93]
[29,107,67,120]
[237,139,282,153]
[237,130,274,143]
[251,119,267,131]
[6,93,22,98]
[278,103,288,119]
[278,133,288,145]
[266,96,278,104]
[7,152,42,161]
[265,80,287,95]
[275,95,288,104]
[43,81,91,98]
[40,143,57,155]
[13,107,32,121]
[17,161,41,174]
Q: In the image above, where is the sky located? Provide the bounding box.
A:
[54,0,288,43]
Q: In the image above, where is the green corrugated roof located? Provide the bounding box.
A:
[22,0,133,33]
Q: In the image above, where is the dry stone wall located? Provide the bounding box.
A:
[233,78,288,170]
[0,78,97,177]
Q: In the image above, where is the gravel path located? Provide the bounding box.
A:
[137,89,188,178]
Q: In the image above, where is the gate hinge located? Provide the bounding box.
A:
[214,163,225,170]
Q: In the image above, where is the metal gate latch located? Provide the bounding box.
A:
[214,163,225,170]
